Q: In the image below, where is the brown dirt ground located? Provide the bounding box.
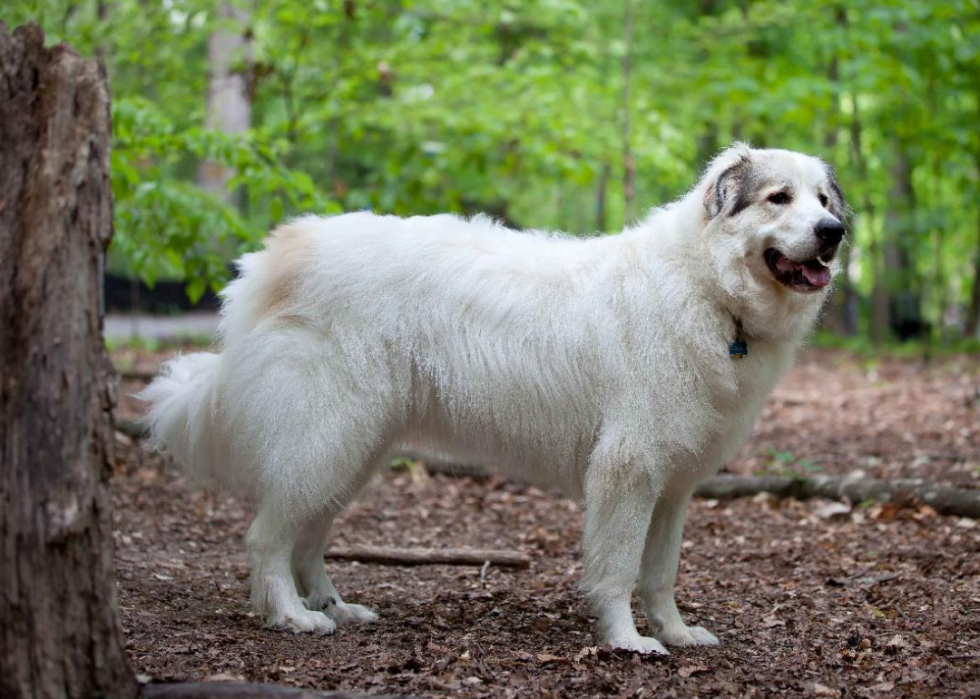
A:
[112,349,980,698]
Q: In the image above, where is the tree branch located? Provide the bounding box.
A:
[325,545,530,569]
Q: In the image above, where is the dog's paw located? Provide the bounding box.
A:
[331,602,379,626]
[656,624,719,647]
[271,609,337,636]
[607,634,669,655]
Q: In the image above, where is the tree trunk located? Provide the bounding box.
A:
[968,217,980,339]
[0,22,137,699]
[883,144,922,340]
[620,0,635,223]
[595,162,610,233]
[199,2,252,200]
[821,5,857,337]
[967,88,980,338]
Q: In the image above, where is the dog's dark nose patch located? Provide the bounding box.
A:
[815,219,844,247]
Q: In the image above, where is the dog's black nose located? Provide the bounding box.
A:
[815,219,845,247]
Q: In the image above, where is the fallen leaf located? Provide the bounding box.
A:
[814,501,852,520]
[887,634,911,649]
[537,652,564,664]
[678,664,708,678]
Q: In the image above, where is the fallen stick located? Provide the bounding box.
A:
[695,474,980,519]
[424,461,980,519]
[118,369,157,382]
[325,545,530,569]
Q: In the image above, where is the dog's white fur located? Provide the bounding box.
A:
[141,143,845,653]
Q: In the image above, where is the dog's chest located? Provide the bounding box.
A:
[703,341,794,476]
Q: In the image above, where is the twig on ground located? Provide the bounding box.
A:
[119,369,158,382]
[325,545,530,569]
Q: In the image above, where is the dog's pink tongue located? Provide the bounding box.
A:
[802,264,831,288]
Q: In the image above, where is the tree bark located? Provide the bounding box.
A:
[0,22,137,699]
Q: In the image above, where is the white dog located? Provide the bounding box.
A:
[141,143,847,654]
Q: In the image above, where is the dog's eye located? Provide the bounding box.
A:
[818,194,829,208]
[767,192,791,205]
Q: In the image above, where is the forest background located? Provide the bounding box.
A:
[7,0,980,345]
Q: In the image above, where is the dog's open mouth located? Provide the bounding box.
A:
[764,248,833,292]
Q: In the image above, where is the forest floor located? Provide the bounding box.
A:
[111,348,980,698]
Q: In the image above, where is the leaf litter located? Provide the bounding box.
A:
[113,349,980,697]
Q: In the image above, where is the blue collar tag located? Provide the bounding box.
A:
[729,340,748,359]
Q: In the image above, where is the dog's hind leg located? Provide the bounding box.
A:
[292,510,379,626]
[247,503,337,635]
[638,484,719,647]
[580,457,669,655]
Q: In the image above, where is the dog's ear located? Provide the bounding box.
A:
[703,154,751,218]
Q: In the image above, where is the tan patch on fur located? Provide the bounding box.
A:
[256,223,318,321]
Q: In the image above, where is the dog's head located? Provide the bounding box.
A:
[698,143,849,303]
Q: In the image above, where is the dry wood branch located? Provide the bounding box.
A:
[119,369,157,382]
[423,462,980,519]
[325,545,530,569]
[695,474,980,519]
[143,682,414,699]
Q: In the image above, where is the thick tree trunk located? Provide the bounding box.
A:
[0,22,137,699]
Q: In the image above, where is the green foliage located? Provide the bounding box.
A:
[111,97,337,299]
[4,0,980,340]
[104,333,216,353]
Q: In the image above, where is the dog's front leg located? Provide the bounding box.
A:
[581,465,668,655]
[638,485,719,647]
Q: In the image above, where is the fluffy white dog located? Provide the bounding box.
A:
[141,143,847,654]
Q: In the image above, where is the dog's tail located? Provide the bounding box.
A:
[138,352,229,490]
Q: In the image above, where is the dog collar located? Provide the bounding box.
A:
[729,316,747,359]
